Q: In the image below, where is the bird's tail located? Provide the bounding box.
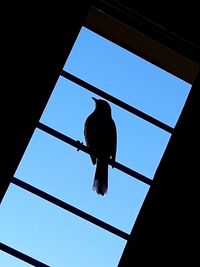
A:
[93,159,108,196]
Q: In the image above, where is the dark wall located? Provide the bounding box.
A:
[118,67,199,265]
[1,1,92,202]
[117,1,200,48]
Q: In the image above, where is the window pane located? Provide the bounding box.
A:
[0,252,32,267]
[39,76,171,179]
[64,27,191,128]
[0,185,126,267]
[15,128,149,234]
[2,22,192,267]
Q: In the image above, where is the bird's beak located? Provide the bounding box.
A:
[92,97,98,102]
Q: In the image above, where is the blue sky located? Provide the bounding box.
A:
[0,27,191,267]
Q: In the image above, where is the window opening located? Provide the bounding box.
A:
[1,16,192,267]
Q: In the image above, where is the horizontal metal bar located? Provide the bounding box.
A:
[37,122,152,185]
[12,177,129,241]
[61,70,173,134]
[0,242,50,267]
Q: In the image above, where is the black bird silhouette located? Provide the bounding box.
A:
[84,97,117,195]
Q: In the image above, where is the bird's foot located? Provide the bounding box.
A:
[76,140,83,151]
[110,159,116,168]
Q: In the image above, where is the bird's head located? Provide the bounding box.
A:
[92,97,112,115]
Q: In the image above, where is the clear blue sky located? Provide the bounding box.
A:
[0,27,191,267]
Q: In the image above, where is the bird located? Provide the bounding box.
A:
[84,97,117,196]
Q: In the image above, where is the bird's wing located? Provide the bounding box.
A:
[84,114,97,165]
[110,119,117,163]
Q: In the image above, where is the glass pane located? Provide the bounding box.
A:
[1,23,192,267]
[0,185,126,267]
[64,27,191,128]
[0,252,32,267]
[39,76,171,179]
[15,128,150,234]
